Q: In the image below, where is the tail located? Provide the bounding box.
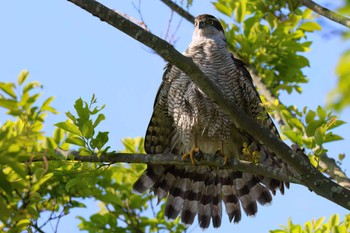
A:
[132,164,285,229]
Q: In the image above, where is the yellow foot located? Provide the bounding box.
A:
[182,147,202,165]
[242,142,260,164]
[215,149,229,165]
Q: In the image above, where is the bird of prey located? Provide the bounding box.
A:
[133,14,288,229]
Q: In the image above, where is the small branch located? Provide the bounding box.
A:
[67,0,350,210]
[53,148,297,184]
[160,0,195,23]
[301,0,350,28]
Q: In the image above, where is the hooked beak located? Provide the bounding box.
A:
[198,21,204,29]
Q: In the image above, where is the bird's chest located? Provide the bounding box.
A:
[168,50,236,142]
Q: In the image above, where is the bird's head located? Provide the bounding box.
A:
[192,14,225,41]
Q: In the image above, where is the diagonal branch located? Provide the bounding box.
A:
[301,0,350,28]
[67,0,350,210]
[161,0,350,189]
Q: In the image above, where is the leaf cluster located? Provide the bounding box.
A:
[214,0,321,95]
[270,214,350,233]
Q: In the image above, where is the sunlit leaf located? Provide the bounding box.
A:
[17,69,29,85]
[0,82,16,99]
[299,22,322,31]
[55,122,81,135]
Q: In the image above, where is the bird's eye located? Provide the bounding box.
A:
[208,20,214,25]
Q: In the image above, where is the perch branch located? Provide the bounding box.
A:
[67,0,350,210]
[52,148,297,184]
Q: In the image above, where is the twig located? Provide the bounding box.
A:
[66,0,350,210]
[301,0,350,28]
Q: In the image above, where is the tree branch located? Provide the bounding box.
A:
[67,0,350,210]
[302,0,350,28]
[53,148,297,184]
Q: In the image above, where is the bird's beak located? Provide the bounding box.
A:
[198,21,204,29]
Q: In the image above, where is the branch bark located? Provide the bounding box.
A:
[302,0,350,28]
[53,148,297,183]
[66,0,350,210]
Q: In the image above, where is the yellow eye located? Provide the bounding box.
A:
[208,20,214,25]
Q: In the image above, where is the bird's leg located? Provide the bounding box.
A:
[215,142,229,165]
[181,136,202,165]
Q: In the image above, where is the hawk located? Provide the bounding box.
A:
[133,14,288,229]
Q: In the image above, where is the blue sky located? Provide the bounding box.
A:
[1,0,350,232]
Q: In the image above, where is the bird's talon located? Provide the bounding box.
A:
[215,149,229,165]
[182,147,201,165]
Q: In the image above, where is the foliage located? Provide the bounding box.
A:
[0,73,185,232]
[328,49,350,111]
[213,0,320,95]
[55,95,110,156]
[270,214,350,233]
[0,70,75,232]
[55,97,186,233]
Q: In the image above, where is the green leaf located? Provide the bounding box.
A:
[306,120,322,137]
[23,81,42,94]
[237,0,247,23]
[324,132,343,143]
[305,110,316,124]
[328,214,340,227]
[314,127,326,145]
[316,106,326,121]
[299,22,322,31]
[66,136,86,147]
[65,178,81,192]
[65,111,77,123]
[75,98,89,122]
[213,2,232,16]
[314,216,325,229]
[0,99,18,111]
[17,69,29,85]
[93,114,105,128]
[0,82,16,99]
[82,120,94,139]
[302,8,313,19]
[40,96,58,113]
[90,131,109,150]
[55,122,81,135]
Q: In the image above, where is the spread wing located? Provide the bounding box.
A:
[231,55,280,138]
[144,63,177,154]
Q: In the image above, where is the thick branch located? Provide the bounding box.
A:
[53,148,297,183]
[302,0,350,28]
[67,0,350,210]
